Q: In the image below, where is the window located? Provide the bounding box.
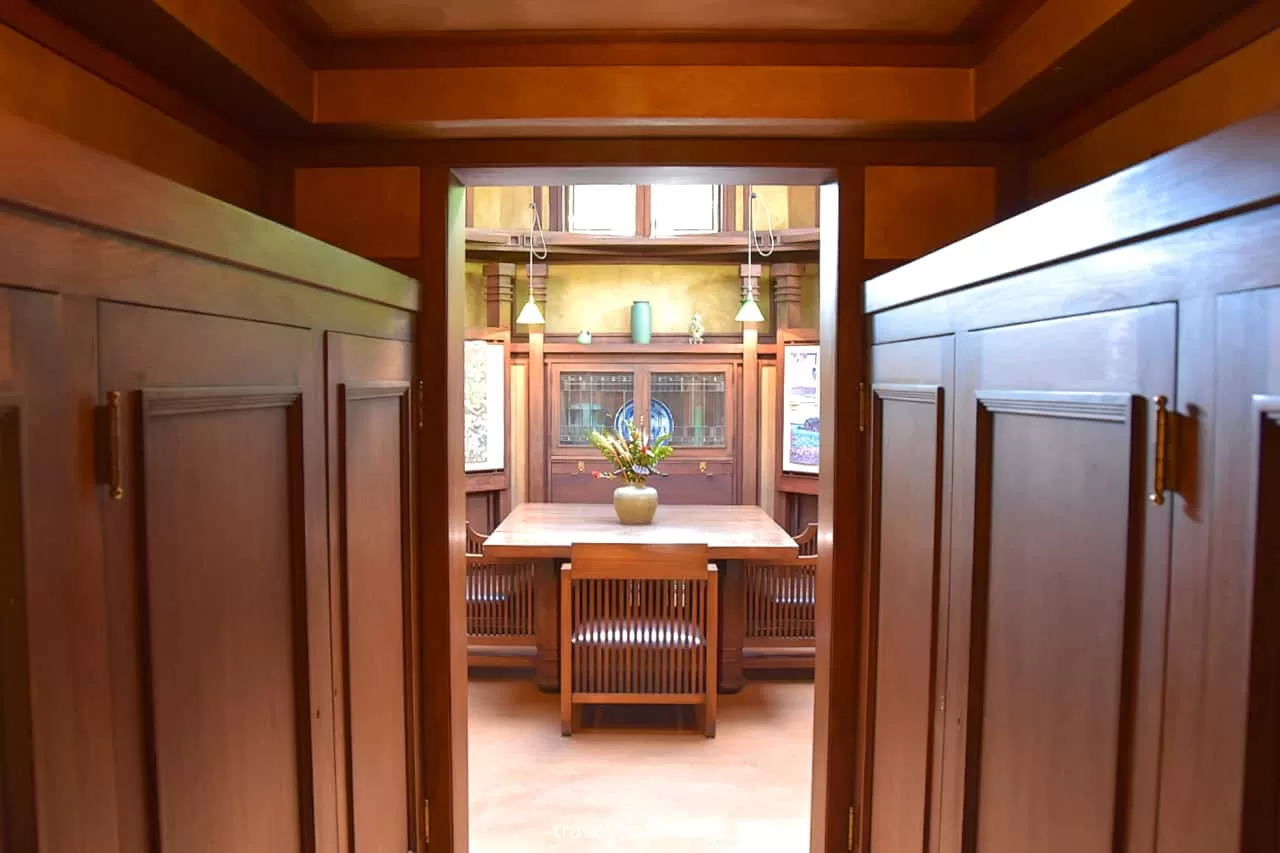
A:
[567,185,637,235]
[650,184,720,236]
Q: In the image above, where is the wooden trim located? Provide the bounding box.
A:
[721,185,738,234]
[865,108,1280,313]
[528,330,546,502]
[548,186,565,231]
[464,186,475,228]
[0,0,261,160]
[636,185,652,237]
[314,34,976,70]
[742,327,759,505]
[0,112,418,311]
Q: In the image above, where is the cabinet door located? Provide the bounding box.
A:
[865,335,954,853]
[1159,287,1280,853]
[646,366,733,453]
[940,305,1175,853]
[325,333,416,853]
[550,366,637,450]
[98,303,337,853]
[0,290,115,853]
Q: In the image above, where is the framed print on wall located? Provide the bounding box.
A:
[782,344,820,475]
[464,339,506,472]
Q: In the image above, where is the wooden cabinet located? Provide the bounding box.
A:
[547,358,738,504]
[0,117,421,853]
[862,112,1280,853]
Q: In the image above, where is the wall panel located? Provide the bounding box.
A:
[0,24,259,210]
[865,166,997,260]
[295,167,423,259]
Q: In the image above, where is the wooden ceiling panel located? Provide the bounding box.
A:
[289,0,1004,37]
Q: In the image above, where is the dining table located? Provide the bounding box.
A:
[482,502,800,692]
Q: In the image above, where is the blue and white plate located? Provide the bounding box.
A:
[614,399,674,440]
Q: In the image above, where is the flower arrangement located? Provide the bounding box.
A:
[587,419,673,487]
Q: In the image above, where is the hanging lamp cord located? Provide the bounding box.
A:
[526,200,548,304]
[745,191,776,302]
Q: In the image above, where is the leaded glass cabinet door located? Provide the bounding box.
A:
[551,366,637,450]
[646,366,733,454]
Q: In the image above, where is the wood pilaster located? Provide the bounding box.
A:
[484,262,515,329]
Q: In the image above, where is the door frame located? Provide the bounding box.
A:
[416,162,868,853]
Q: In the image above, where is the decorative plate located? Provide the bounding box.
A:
[614,399,675,440]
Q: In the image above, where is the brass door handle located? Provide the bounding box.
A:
[1149,395,1169,505]
[106,390,124,500]
[576,460,585,475]
[699,461,713,477]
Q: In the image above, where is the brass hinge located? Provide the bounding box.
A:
[416,380,425,430]
[858,382,869,433]
[848,805,857,851]
[422,799,430,844]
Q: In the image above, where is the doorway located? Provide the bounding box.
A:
[416,162,868,852]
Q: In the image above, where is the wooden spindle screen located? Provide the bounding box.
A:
[464,522,534,641]
[745,523,818,642]
[569,578,709,697]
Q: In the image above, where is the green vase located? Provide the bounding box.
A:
[630,301,652,344]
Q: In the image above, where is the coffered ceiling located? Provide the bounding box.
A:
[19,0,1266,146]
[272,0,1011,37]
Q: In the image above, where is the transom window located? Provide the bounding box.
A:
[567,185,639,235]
[565,184,723,237]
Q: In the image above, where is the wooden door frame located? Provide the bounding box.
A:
[417,164,866,853]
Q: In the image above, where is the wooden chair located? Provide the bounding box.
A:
[465,522,535,664]
[744,523,817,662]
[559,543,718,737]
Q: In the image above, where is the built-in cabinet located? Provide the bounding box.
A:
[860,112,1280,853]
[547,357,739,505]
[0,118,420,853]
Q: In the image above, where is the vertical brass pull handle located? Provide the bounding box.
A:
[107,390,124,500]
[576,460,585,475]
[1149,394,1168,505]
[699,461,712,477]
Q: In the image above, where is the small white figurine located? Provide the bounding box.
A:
[688,313,705,344]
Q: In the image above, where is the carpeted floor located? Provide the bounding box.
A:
[468,676,814,852]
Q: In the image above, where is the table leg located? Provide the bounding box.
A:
[719,559,746,693]
[533,558,560,691]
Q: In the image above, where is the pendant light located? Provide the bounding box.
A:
[516,198,548,325]
[735,190,774,323]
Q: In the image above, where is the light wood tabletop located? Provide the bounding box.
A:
[482,503,800,561]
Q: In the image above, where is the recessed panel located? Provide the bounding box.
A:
[870,386,942,853]
[143,396,306,853]
[975,398,1134,853]
[341,389,410,853]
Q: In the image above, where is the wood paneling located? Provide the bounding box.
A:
[313,65,975,129]
[287,0,995,36]
[98,304,338,853]
[1159,287,1280,853]
[1030,25,1280,203]
[864,166,997,260]
[865,333,954,853]
[0,21,260,210]
[338,382,413,853]
[0,394,34,853]
[141,387,310,853]
[867,384,943,853]
[866,108,1280,313]
[325,332,415,853]
[295,166,423,259]
[0,112,418,314]
[152,0,313,118]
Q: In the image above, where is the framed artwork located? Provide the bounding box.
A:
[782,344,820,475]
[464,339,506,472]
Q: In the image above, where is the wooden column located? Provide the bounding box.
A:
[739,259,761,508]
[772,262,809,330]
[526,262,547,504]
[484,262,515,329]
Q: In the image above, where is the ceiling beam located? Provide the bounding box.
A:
[312,65,974,131]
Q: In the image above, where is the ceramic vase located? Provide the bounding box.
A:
[613,484,658,525]
[630,300,652,344]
